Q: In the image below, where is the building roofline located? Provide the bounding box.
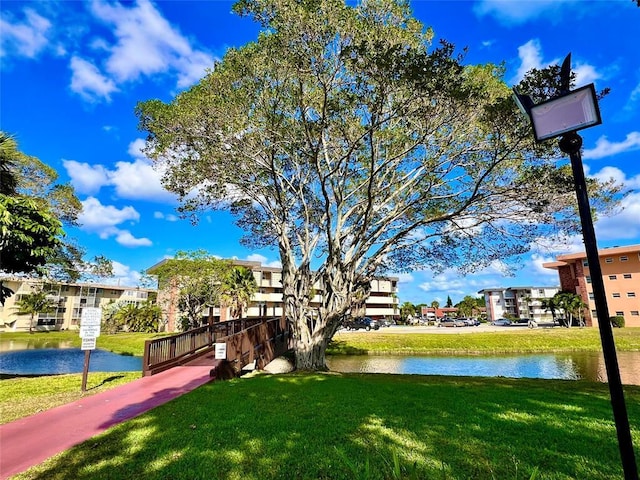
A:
[0,275,155,293]
[478,286,559,294]
[146,258,399,280]
[553,244,640,262]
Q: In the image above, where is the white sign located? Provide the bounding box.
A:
[80,325,101,338]
[214,343,227,360]
[81,337,97,350]
[81,307,102,326]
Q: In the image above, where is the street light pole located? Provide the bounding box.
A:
[514,52,639,478]
[559,131,638,480]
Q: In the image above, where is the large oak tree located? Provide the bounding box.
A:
[137,0,621,370]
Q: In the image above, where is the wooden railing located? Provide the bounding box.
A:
[142,317,291,376]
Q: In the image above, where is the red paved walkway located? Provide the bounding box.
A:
[0,356,219,479]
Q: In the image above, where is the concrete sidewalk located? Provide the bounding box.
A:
[0,356,219,479]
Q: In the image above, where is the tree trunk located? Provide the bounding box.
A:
[280,246,366,371]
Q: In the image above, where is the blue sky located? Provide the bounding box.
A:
[1,0,639,305]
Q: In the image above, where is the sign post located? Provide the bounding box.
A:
[79,307,102,392]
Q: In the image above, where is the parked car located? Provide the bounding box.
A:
[491,319,512,326]
[379,319,395,327]
[438,318,466,327]
[463,318,480,326]
[345,317,380,331]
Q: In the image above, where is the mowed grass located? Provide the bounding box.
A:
[328,327,640,355]
[0,372,141,424]
[11,372,640,480]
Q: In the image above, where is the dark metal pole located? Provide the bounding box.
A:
[559,132,639,479]
[81,350,91,392]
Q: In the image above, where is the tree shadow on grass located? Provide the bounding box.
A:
[327,339,368,355]
[16,373,640,480]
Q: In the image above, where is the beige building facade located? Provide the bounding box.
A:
[0,277,155,332]
[150,259,400,332]
[542,244,640,327]
[478,286,559,323]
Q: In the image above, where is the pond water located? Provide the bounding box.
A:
[0,344,142,376]
[327,351,640,385]
[2,340,639,384]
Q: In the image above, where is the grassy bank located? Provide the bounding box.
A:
[328,327,640,355]
[11,372,640,480]
[3,327,639,359]
[0,331,165,357]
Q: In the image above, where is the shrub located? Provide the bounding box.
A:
[610,315,625,328]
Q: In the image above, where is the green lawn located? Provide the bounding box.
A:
[3,329,640,478]
[328,327,640,355]
[0,372,141,424]
[10,372,640,480]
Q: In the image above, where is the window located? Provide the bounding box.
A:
[624,274,632,279]
[620,256,628,262]
[609,275,617,280]
[588,292,595,300]
[586,276,592,284]
[538,289,544,295]
[615,311,624,316]
[605,257,613,263]
[583,260,589,266]
[628,292,636,298]
[612,293,621,298]
[631,311,639,316]
[591,309,598,318]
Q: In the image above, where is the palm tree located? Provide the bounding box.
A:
[221,267,258,319]
[541,297,559,324]
[13,289,57,333]
[113,304,140,331]
[553,292,587,327]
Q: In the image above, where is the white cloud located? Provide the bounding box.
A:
[79,196,139,231]
[572,62,602,87]
[62,159,109,195]
[395,273,414,284]
[0,8,52,59]
[511,40,602,87]
[590,166,640,190]
[474,0,574,25]
[69,55,118,101]
[109,158,174,202]
[626,81,640,113]
[528,253,562,278]
[98,261,143,287]
[245,253,281,268]
[78,197,151,247]
[595,192,640,241]
[154,211,179,222]
[88,0,215,89]
[513,39,546,83]
[115,230,153,247]
[63,139,177,203]
[583,132,640,160]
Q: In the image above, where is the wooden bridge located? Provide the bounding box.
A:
[142,317,292,377]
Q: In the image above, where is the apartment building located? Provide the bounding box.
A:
[149,259,400,332]
[543,244,640,327]
[478,286,559,323]
[0,277,155,332]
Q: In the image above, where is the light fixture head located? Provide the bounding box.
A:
[529,83,602,142]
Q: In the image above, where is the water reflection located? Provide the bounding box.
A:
[0,339,74,351]
[327,352,640,386]
[0,349,142,375]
